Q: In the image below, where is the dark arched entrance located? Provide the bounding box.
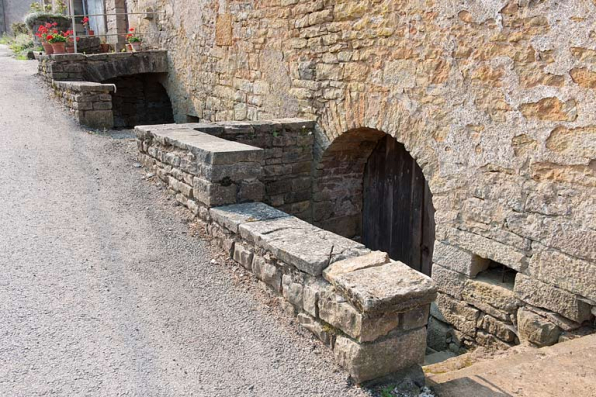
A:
[313,128,435,276]
[362,135,435,275]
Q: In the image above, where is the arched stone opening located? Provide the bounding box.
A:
[103,73,174,128]
[313,128,435,275]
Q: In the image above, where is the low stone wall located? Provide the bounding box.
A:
[38,50,168,83]
[52,81,115,129]
[136,122,437,383]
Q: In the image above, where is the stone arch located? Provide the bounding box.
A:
[83,53,169,83]
[313,96,441,275]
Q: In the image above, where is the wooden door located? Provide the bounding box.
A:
[362,136,435,276]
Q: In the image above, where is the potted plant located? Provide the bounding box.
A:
[35,22,53,54]
[126,28,142,51]
[46,30,67,54]
[82,17,94,36]
[99,38,110,53]
[65,30,79,53]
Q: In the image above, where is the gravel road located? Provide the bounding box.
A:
[0,45,371,397]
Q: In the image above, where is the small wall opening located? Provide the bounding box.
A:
[475,259,518,290]
[104,73,174,128]
[313,128,435,276]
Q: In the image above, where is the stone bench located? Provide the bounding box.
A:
[135,122,437,383]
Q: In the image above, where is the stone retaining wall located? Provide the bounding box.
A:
[52,81,115,129]
[135,122,437,383]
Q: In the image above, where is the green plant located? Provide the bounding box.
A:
[54,0,67,14]
[126,28,142,43]
[11,22,29,35]
[380,386,395,397]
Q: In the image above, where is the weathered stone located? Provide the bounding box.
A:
[318,291,400,343]
[401,305,430,331]
[282,274,304,309]
[297,313,334,347]
[193,177,237,207]
[435,293,480,337]
[475,331,513,350]
[514,274,592,323]
[526,306,583,332]
[479,315,516,342]
[333,328,426,383]
[427,316,451,351]
[209,202,289,234]
[233,243,254,270]
[302,278,329,317]
[432,264,468,300]
[78,110,113,129]
[323,251,389,281]
[251,255,282,292]
[462,278,519,314]
[326,260,436,314]
[517,308,561,347]
[433,241,490,277]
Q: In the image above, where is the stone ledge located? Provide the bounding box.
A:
[52,80,116,93]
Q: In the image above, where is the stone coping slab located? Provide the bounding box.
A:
[40,50,168,63]
[136,127,263,165]
[210,202,368,276]
[52,80,116,92]
[326,259,437,314]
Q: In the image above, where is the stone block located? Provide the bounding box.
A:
[514,274,592,323]
[93,101,112,110]
[193,177,237,207]
[237,179,265,203]
[297,313,334,347]
[209,202,289,234]
[333,328,426,383]
[323,251,389,281]
[435,293,480,337]
[318,290,400,343]
[427,316,451,351]
[326,260,437,314]
[433,241,490,277]
[401,305,430,331]
[517,308,561,347]
[529,248,596,302]
[462,278,519,314]
[239,216,367,276]
[432,264,468,300]
[78,110,113,129]
[475,331,513,350]
[479,315,516,342]
[302,278,330,317]
[233,244,254,271]
[251,255,282,292]
[282,274,304,309]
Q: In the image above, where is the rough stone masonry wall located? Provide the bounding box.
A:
[135,123,437,383]
[52,81,115,129]
[125,0,596,351]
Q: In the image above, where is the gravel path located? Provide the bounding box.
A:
[0,45,371,397]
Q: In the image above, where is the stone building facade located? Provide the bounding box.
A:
[115,0,595,353]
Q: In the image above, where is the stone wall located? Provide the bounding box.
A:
[135,122,437,383]
[52,81,115,129]
[124,0,596,351]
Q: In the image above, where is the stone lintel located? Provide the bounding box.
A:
[327,260,437,314]
[53,81,116,93]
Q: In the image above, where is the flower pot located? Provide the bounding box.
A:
[66,45,74,53]
[42,42,54,55]
[51,42,66,54]
[100,43,110,53]
[130,42,142,52]
[88,29,95,36]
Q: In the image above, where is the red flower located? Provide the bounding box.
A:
[129,28,135,32]
[46,35,54,41]
[52,22,58,26]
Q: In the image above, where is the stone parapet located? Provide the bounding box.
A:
[135,123,437,383]
[51,81,115,129]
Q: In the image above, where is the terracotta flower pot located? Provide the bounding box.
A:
[51,42,66,54]
[88,29,95,36]
[100,43,110,53]
[66,45,74,53]
[131,42,142,52]
[42,42,54,55]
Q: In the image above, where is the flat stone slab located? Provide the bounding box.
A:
[238,215,368,276]
[323,251,390,280]
[136,127,263,165]
[210,202,290,234]
[327,260,437,314]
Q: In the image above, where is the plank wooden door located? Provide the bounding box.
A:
[362,136,435,276]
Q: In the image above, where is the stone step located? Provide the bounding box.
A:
[425,334,596,396]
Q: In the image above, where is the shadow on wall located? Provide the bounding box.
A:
[103,73,174,129]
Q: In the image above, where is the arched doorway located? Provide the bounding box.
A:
[362,135,435,275]
[313,128,435,276]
